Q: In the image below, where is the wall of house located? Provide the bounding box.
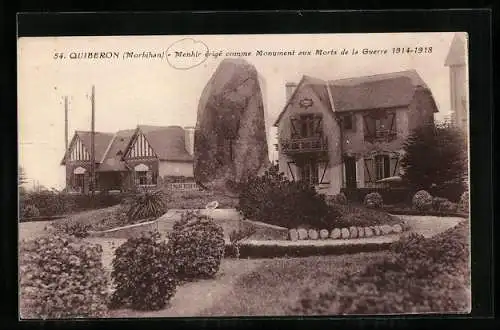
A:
[408,88,437,132]
[277,84,342,195]
[65,161,91,193]
[159,161,194,178]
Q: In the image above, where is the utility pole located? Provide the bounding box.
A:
[90,85,96,198]
[64,96,69,154]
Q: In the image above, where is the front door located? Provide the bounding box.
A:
[344,156,357,188]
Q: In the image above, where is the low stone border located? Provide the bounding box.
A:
[288,222,409,241]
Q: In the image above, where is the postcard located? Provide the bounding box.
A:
[18,32,470,318]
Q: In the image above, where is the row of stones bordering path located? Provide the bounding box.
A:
[288,222,407,241]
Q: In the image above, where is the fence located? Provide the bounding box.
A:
[165,182,200,191]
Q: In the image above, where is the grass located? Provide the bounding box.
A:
[199,251,389,316]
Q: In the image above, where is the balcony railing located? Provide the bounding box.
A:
[279,136,328,154]
[365,129,397,142]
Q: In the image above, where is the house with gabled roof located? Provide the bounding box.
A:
[61,125,195,193]
[274,69,438,196]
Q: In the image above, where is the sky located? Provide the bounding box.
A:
[18,32,465,190]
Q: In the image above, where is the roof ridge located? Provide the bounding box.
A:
[328,69,419,84]
[100,133,118,163]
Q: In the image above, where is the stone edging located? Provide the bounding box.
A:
[288,222,408,241]
[88,219,158,237]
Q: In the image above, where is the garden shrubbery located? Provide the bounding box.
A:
[412,190,433,211]
[53,221,91,238]
[327,193,348,206]
[291,221,470,314]
[237,167,341,229]
[335,204,398,228]
[167,211,225,280]
[458,191,469,213]
[19,234,109,319]
[109,231,177,311]
[19,189,124,218]
[125,189,167,222]
[363,192,383,209]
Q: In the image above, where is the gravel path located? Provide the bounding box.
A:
[107,259,264,318]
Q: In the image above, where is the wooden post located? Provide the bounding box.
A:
[90,85,96,198]
[64,96,69,153]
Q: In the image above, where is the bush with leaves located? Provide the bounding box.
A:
[21,204,40,218]
[432,196,450,211]
[126,190,167,221]
[237,167,341,229]
[412,190,433,211]
[53,221,91,238]
[19,234,109,319]
[458,191,469,213]
[363,192,383,209]
[110,231,177,311]
[327,193,348,206]
[167,211,225,280]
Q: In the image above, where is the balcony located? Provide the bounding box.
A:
[365,129,397,143]
[279,136,328,155]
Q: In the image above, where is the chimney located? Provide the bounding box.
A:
[184,126,195,156]
[285,82,297,101]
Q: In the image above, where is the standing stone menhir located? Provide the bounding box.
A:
[194,58,270,193]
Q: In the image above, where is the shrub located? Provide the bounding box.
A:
[363,192,383,209]
[458,191,469,213]
[229,223,257,259]
[126,190,167,221]
[21,204,40,218]
[327,193,348,206]
[432,196,450,211]
[412,190,433,211]
[19,234,109,319]
[167,211,225,280]
[237,167,341,229]
[335,204,397,228]
[110,231,177,311]
[53,221,91,238]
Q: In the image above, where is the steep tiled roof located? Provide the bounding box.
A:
[97,129,135,172]
[60,131,114,165]
[273,69,436,126]
[137,125,193,162]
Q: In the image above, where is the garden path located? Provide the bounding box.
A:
[107,258,264,318]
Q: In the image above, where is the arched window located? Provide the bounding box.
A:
[73,167,86,191]
[134,163,149,185]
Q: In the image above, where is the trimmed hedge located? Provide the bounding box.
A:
[19,234,109,319]
[167,211,225,280]
[19,190,124,218]
[110,231,177,311]
[382,207,469,218]
[224,242,393,259]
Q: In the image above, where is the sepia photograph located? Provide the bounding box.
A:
[18,32,470,318]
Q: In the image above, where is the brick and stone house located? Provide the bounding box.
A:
[273,70,438,196]
[61,125,195,193]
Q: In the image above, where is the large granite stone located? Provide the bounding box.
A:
[194,58,270,192]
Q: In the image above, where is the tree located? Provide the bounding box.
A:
[400,122,468,201]
[18,166,27,186]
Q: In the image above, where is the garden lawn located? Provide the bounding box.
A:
[163,189,239,209]
[199,251,389,316]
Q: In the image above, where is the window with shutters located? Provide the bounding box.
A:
[375,155,391,180]
[365,153,401,186]
[363,112,397,142]
[291,114,323,139]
